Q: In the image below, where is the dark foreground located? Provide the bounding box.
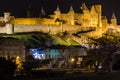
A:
[15,69,120,80]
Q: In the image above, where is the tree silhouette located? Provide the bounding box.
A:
[0,57,17,80]
[86,33,119,71]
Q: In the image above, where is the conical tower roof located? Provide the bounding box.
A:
[70,5,74,11]
[82,3,88,10]
[56,5,60,11]
[39,7,46,17]
[111,12,116,19]
[41,8,46,15]
[90,5,96,13]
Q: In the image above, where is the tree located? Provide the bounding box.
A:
[87,33,119,72]
[23,55,42,77]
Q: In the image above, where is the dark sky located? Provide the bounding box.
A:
[0,0,120,24]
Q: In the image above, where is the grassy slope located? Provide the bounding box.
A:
[0,32,80,46]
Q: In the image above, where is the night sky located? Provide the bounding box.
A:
[0,0,120,24]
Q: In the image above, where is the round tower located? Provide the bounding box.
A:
[81,3,90,27]
[6,23,14,34]
[111,12,117,26]
[54,5,61,20]
[82,3,89,13]
[4,12,10,23]
[69,6,75,25]
[102,16,108,27]
[95,5,102,27]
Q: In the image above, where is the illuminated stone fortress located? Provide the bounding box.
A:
[0,3,119,61]
[0,3,118,37]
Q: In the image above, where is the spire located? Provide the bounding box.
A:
[39,7,46,18]
[41,8,46,15]
[82,3,88,10]
[111,12,116,19]
[70,5,74,11]
[54,5,61,15]
[56,5,60,11]
[111,12,117,26]
[90,5,96,13]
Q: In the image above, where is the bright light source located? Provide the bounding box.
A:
[30,48,45,60]
[71,58,75,62]
[16,56,20,59]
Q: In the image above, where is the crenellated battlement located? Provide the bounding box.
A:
[0,3,118,35]
[10,18,57,25]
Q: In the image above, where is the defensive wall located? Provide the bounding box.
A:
[0,24,84,34]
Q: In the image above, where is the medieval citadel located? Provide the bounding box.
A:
[0,3,119,40]
[0,3,120,65]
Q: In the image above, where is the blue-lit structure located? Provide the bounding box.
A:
[30,48,45,60]
[49,49,60,58]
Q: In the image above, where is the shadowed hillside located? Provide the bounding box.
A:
[0,32,80,48]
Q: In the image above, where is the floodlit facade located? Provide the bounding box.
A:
[0,3,118,35]
[0,3,119,63]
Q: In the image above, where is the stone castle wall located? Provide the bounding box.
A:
[0,26,6,33]
[10,18,56,25]
[0,23,82,34]
[0,4,117,35]
[0,22,109,35]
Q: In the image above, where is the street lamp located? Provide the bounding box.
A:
[71,58,75,62]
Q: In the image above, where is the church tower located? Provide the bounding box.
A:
[111,12,117,26]
[69,5,75,25]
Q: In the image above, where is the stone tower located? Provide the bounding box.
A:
[90,5,98,27]
[90,5,96,13]
[69,6,75,25]
[6,23,14,34]
[54,5,61,20]
[82,3,90,27]
[95,5,102,27]
[82,3,89,13]
[111,12,117,26]
[102,16,108,27]
[4,12,10,23]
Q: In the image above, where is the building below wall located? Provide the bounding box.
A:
[0,37,25,61]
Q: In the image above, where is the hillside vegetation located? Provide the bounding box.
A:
[0,32,80,48]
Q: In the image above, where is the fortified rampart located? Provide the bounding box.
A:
[0,23,83,34]
[0,26,6,33]
[0,3,118,36]
[10,18,56,25]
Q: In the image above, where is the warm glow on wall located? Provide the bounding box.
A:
[10,18,58,25]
